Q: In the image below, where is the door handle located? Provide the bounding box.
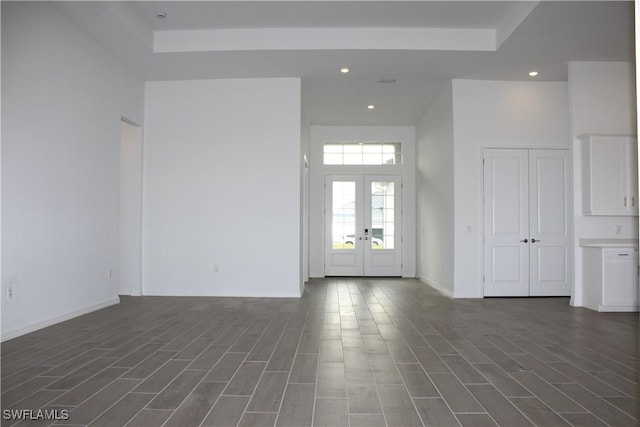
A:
[531,238,539,243]
[520,239,528,243]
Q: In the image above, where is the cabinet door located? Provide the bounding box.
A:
[626,138,638,214]
[585,137,628,214]
[582,135,639,216]
[602,249,639,307]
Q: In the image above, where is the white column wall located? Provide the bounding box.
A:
[416,83,455,296]
[2,2,144,340]
[143,78,302,297]
[451,80,570,298]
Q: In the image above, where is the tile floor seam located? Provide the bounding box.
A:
[272,299,315,427]
[2,279,638,427]
[363,286,400,427]
[378,328,435,427]
[71,380,139,427]
[507,363,591,415]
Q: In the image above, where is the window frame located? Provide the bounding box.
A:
[323,142,402,166]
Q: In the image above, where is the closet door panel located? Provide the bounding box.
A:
[483,149,529,296]
[529,150,571,296]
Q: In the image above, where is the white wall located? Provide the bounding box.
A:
[309,126,416,278]
[416,83,455,296]
[568,62,637,307]
[451,79,570,297]
[637,2,640,190]
[2,2,144,340]
[143,78,302,298]
[1,3,3,340]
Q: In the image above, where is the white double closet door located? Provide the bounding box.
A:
[483,149,571,296]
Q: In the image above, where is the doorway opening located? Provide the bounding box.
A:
[119,119,143,296]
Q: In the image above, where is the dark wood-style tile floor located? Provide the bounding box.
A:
[1,278,639,426]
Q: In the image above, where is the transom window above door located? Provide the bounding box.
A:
[323,142,402,165]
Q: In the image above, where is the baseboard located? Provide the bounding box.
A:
[418,276,454,298]
[597,304,639,312]
[142,288,301,298]
[1,297,121,342]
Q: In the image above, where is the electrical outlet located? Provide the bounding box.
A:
[7,285,13,299]
[214,265,219,273]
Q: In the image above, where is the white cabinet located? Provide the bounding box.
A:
[583,246,639,312]
[581,134,638,216]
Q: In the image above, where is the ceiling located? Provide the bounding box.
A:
[54,1,635,126]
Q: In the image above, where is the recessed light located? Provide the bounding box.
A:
[340,67,350,74]
[156,11,167,19]
[529,71,539,77]
[367,105,375,110]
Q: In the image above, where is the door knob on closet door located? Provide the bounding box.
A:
[520,239,528,243]
[531,238,539,243]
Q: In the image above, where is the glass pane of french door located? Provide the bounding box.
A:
[364,175,402,276]
[325,175,364,276]
[370,181,395,250]
[331,181,356,250]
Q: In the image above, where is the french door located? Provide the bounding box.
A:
[325,175,402,276]
[483,149,570,296]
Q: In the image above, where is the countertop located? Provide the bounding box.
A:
[579,238,639,248]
